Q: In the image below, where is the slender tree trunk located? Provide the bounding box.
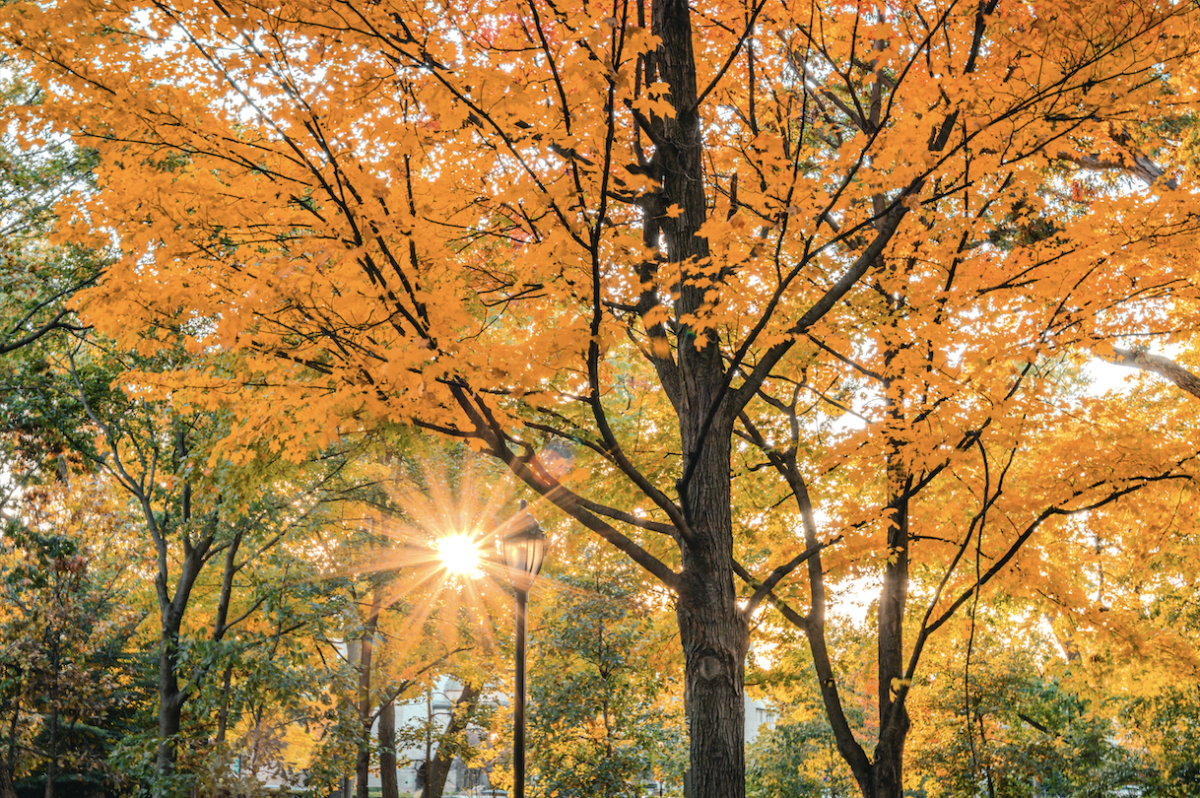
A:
[6,700,17,777]
[378,698,398,798]
[213,536,241,754]
[215,665,233,745]
[42,636,60,798]
[156,621,186,792]
[870,447,913,798]
[343,639,360,798]
[154,546,208,795]
[147,454,215,794]
[41,705,56,798]
[355,588,382,798]
[427,682,481,798]
[422,688,431,798]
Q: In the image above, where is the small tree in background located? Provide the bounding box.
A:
[0,478,149,798]
[528,552,685,798]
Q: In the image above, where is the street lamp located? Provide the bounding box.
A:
[500,500,547,798]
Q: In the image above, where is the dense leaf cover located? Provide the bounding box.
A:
[2,0,1200,796]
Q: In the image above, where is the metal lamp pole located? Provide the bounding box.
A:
[513,580,530,798]
[500,501,547,798]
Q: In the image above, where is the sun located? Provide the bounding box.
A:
[436,534,483,577]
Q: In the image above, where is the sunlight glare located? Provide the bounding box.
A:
[437,534,482,577]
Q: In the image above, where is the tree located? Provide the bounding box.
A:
[1092,539,1200,798]
[747,715,858,798]
[1122,686,1200,797]
[422,679,482,798]
[745,622,869,798]
[61,364,331,794]
[3,319,393,796]
[0,477,148,798]
[904,621,1145,798]
[7,327,400,795]
[7,2,1200,796]
[185,519,370,798]
[527,553,685,798]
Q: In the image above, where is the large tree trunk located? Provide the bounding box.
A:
[647,0,749,795]
[378,699,398,798]
[676,590,747,798]
[674,434,748,798]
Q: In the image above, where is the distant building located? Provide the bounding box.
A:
[745,693,777,746]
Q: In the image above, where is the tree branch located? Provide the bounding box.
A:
[1109,347,1200,399]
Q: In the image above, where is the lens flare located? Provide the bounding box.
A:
[436,534,482,577]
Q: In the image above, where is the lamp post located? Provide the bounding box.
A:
[500,500,547,798]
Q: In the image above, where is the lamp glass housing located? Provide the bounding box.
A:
[501,509,547,591]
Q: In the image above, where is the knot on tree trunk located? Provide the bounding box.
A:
[697,654,724,681]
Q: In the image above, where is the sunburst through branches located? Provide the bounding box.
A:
[341,455,554,656]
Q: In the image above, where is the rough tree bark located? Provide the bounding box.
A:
[30,1,1189,797]
[469,0,908,793]
[871,458,912,798]
[648,2,749,795]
